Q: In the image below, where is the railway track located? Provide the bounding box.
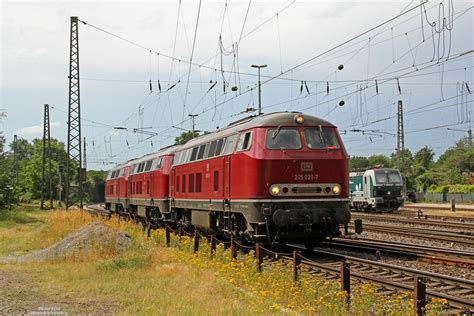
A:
[352,223,474,247]
[352,213,474,231]
[325,237,474,267]
[401,204,474,213]
[296,248,474,313]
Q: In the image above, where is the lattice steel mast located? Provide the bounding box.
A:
[397,100,406,195]
[396,100,405,157]
[41,104,53,209]
[66,16,83,209]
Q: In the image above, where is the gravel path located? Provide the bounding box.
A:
[0,269,117,315]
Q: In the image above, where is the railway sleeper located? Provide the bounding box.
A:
[449,288,474,295]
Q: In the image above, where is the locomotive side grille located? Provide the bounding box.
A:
[291,186,322,194]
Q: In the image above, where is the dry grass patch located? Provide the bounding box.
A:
[1,208,449,315]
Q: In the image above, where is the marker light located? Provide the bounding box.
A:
[333,184,341,195]
[295,115,305,124]
[270,185,281,196]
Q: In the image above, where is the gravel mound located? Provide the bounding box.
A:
[1,222,131,263]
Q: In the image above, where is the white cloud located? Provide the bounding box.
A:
[5,47,49,59]
[15,121,61,136]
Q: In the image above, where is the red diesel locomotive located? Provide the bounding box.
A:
[105,112,351,245]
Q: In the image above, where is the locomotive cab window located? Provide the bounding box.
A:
[207,140,217,158]
[215,138,225,156]
[304,127,340,149]
[190,147,199,161]
[223,134,238,155]
[144,160,153,171]
[197,144,206,160]
[236,131,253,151]
[375,171,402,185]
[173,152,181,166]
[266,128,302,150]
[155,157,163,169]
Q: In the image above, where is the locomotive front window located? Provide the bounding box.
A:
[304,127,340,149]
[266,128,302,150]
[375,171,402,184]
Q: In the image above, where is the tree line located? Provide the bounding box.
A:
[0,133,471,208]
[0,135,106,208]
[349,138,474,192]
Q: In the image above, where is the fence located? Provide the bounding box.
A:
[419,192,473,203]
[161,225,428,316]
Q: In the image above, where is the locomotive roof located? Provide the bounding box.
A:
[349,168,401,176]
[108,112,334,170]
[176,111,335,151]
[110,145,179,171]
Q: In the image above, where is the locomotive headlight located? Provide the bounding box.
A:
[332,184,341,195]
[270,185,281,196]
[295,114,305,124]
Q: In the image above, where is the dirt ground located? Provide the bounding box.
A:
[0,268,116,315]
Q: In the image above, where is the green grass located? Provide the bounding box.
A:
[0,206,44,227]
[0,206,48,256]
[0,207,448,315]
[103,255,149,271]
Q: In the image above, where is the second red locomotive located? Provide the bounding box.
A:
[105,112,351,245]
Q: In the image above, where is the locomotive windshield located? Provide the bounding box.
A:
[374,170,402,185]
[304,127,340,149]
[266,128,302,149]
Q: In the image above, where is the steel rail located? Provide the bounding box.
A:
[300,249,474,312]
[326,238,474,267]
[354,223,474,247]
[352,213,474,230]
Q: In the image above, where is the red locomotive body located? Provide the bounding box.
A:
[106,149,175,221]
[105,164,130,213]
[105,112,350,244]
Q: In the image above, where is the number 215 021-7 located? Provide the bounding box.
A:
[294,174,319,181]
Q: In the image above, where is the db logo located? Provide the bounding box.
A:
[301,162,313,172]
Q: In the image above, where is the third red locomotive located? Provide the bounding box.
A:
[105,112,351,246]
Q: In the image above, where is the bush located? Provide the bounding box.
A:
[428,184,474,193]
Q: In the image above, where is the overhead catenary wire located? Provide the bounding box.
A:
[183,0,203,121]
[82,2,471,168]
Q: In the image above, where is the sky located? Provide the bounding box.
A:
[1,0,473,170]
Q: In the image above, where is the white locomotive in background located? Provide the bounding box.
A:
[349,168,404,213]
